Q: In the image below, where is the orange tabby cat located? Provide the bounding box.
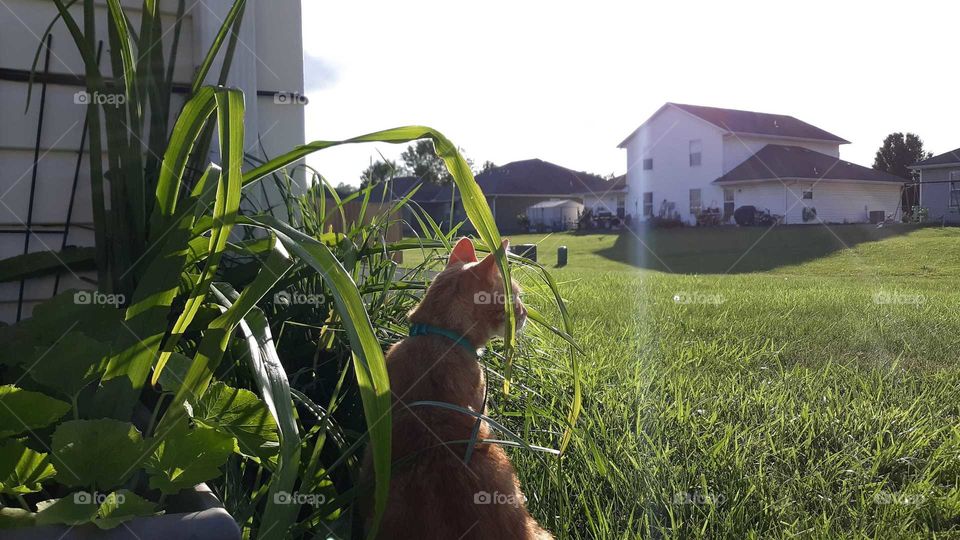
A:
[361,237,552,540]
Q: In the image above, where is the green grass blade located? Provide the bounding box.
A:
[243,214,391,539]
[236,309,301,540]
[240,125,515,373]
[103,0,138,112]
[158,241,293,431]
[151,86,217,236]
[190,0,247,94]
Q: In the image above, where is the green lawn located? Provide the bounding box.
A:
[412,225,960,539]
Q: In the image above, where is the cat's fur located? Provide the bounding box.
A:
[360,237,552,540]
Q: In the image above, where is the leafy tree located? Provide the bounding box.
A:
[872,133,932,215]
[873,133,931,179]
[478,160,497,174]
[399,140,475,184]
[359,159,403,189]
[400,140,450,184]
[334,182,357,198]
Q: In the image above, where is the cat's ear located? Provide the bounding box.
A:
[474,239,509,280]
[447,237,478,267]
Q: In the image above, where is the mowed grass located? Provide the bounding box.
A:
[405,225,960,538]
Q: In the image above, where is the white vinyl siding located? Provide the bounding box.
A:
[950,171,960,208]
[783,181,901,224]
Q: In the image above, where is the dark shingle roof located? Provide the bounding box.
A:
[385,176,458,203]
[714,145,906,184]
[671,103,850,144]
[912,147,960,168]
[474,159,610,195]
[387,160,612,202]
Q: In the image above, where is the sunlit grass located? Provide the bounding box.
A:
[465,226,960,538]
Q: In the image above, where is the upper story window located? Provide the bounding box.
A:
[642,158,653,170]
[689,139,702,167]
[802,190,814,200]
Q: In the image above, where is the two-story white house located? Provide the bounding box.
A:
[618,103,905,225]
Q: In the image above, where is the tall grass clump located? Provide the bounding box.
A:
[0,2,579,538]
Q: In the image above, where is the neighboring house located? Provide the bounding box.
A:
[579,174,627,218]
[909,148,960,224]
[388,159,614,233]
[618,103,905,225]
[0,0,306,322]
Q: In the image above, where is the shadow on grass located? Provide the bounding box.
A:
[594,223,920,274]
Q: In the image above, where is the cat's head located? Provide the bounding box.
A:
[408,237,526,347]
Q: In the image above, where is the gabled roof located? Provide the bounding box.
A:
[619,103,850,147]
[911,147,960,169]
[714,145,906,184]
[386,159,612,202]
[474,159,610,196]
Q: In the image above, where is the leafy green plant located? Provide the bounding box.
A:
[0,1,579,538]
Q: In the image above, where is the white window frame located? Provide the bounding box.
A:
[723,188,735,217]
[642,192,653,217]
[689,139,702,167]
[689,188,702,215]
[802,189,814,200]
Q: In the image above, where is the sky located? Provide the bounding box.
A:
[301,0,958,187]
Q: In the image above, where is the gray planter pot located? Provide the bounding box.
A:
[6,484,240,540]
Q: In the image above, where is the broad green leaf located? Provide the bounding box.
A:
[0,507,35,529]
[93,204,195,419]
[144,425,234,494]
[34,489,156,529]
[0,385,70,439]
[92,490,159,529]
[193,382,279,463]
[0,439,56,494]
[27,331,110,399]
[0,247,96,283]
[35,495,97,526]
[50,419,144,489]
